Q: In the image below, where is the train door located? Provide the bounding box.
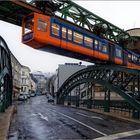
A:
[109,43,115,63]
[123,50,128,66]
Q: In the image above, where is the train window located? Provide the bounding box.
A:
[128,54,132,60]
[73,32,83,44]
[52,23,60,36]
[24,17,34,34]
[94,40,98,49]
[98,42,108,53]
[132,55,134,61]
[116,48,122,57]
[102,45,108,53]
[84,36,93,47]
[68,29,72,40]
[133,55,138,62]
[38,19,47,32]
[138,58,140,63]
[62,27,66,38]
[98,42,101,51]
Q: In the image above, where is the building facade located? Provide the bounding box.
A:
[30,78,37,93]
[31,71,47,94]
[50,63,86,96]
[20,65,31,94]
[10,53,22,100]
[50,63,122,102]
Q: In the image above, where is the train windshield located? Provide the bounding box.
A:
[24,15,34,34]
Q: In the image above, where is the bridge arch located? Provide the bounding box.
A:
[0,36,12,112]
[57,65,140,112]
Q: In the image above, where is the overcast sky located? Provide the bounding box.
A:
[0,1,140,73]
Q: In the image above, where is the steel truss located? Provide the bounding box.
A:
[29,0,137,47]
[57,65,140,115]
[0,0,137,47]
[0,36,12,112]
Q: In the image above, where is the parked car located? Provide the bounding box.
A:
[36,92,41,96]
[23,93,30,98]
[48,98,54,103]
[30,92,36,97]
[18,94,27,101]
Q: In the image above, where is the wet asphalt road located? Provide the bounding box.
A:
[8,95,140,140]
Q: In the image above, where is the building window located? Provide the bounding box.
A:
[21,87,23,92]
[24,87,26,92]
[52,23,60,36]
[22,71,25,76]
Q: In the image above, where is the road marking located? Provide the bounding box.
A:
[50,109,107,136]
[38,113,49,121]
[76,112,103,120]
[31,113,37,117]
[94,129,140,140]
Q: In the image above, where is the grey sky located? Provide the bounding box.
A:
[0,1,140,73]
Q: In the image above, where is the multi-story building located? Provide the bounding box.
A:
[50,63,86,96]
[31,71,47,93]
[20,65,31,94]
[30,78,37,93]
[50,63,122,102]
[10,52,22,100]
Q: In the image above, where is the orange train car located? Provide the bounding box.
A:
[22,13,140,69]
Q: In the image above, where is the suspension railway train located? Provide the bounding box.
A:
[22,13,140,68]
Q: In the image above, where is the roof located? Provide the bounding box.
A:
[126,28,140,37]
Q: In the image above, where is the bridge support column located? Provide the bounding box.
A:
[68,91,71,106]
[104,89,110,112]
[132,109,140,119]
[87,83,92,109]
[76,86,80,107]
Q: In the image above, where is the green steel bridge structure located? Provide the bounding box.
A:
[0,0,140,118]
[0,36,12,112]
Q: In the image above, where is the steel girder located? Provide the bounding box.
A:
[0,36,12,112]
[57,65,140,112]
[0,0,137,46]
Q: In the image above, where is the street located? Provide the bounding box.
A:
[8,95,140,140]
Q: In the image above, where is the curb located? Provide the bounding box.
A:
[0,105,15,140]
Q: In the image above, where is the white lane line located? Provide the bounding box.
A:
[93,129,140,140]
[50,109,107,136]
[76,112,103,120]
[38,113,49,121]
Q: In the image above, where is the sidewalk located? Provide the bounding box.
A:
[0,106,15,140]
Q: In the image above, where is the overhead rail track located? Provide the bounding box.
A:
[57,65,140,113]
[0,0,42,26]
[0,0,137,47]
